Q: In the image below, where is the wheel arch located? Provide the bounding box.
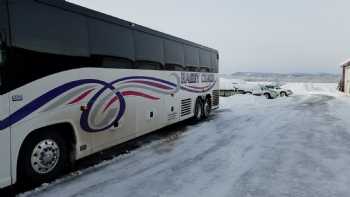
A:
[205,94,212,106]
[16,122,77,182]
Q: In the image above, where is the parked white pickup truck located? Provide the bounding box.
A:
[265,85,293,97]
[251,85,279,99]
[235,84,279,99]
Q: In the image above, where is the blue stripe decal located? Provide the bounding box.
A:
[0,76,177,132]
[0,75,215,132]
[0,79,110,130]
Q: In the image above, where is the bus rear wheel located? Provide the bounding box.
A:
[18,131,69,185]
[203,97,212,119]
[193,98,204,122]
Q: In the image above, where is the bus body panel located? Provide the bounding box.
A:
[7,68,218,184]
[0,93,11,188]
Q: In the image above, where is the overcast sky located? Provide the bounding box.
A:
[68,0,350,74]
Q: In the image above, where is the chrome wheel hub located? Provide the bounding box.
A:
[31,139,60,174]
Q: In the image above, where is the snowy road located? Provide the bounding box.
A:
[21,83,350,197]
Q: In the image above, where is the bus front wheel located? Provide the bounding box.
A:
[18,131,69,185]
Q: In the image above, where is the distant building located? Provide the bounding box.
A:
[340,60,350,94]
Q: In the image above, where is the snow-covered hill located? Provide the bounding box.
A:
[221,72,340,83]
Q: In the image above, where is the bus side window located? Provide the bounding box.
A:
[164,64,185,71]
[186,66,199,72]
[135,61,163,70]
[102,57,134,69]
[199,67,210,72]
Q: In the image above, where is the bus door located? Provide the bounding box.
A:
[163,88,180,125]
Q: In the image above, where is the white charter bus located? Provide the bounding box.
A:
[0,0,219,188]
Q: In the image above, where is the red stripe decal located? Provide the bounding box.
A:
[68,89,95,105]
[127,80,173,90]
[103,96,119,112]
[185,84,211,90]
[103,91,160,112]
[122,91,160,100]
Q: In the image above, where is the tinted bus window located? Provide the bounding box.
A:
[199,67,210,72]
[102,57,134,69]
[3,48,95,93]
[186,66,198,72]
[200,50,211,68]
[165,64,185,71]
[9,1,89,57]
[89,19,134,61]
[134,31,164,64]
[164,40,185,67]
[135,61,163,70]
[184,45,199,70]
[211,52,219,73]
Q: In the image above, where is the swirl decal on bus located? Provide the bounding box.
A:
[0,74,216,132]
[180,83,217,93]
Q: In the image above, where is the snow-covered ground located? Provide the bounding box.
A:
[20,83,350,197]
[283,83,339,96]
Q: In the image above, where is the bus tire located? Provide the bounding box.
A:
[18,131,69,185]
[193,98,203,122]
[203,97,212,119]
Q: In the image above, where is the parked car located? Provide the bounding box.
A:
[251,85,279,99]
[265,85,293,97]
[235,84,258,94]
